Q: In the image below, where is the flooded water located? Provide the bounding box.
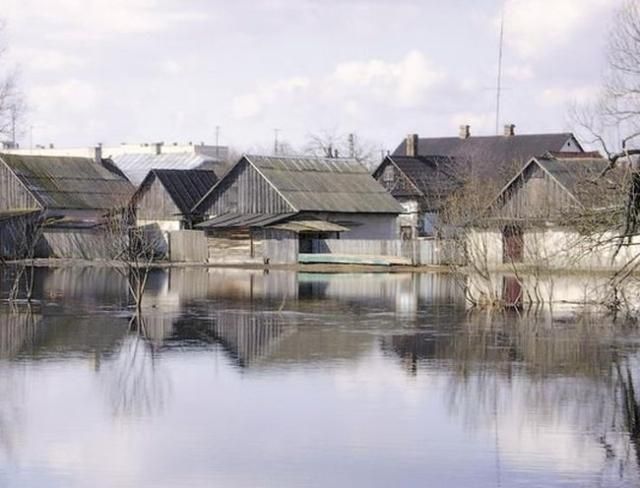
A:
[1,267,640,487]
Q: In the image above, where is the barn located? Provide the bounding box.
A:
[474,152,633,270]
[0,153,135,259]
[192,155,403,264]
[132,168,218,259]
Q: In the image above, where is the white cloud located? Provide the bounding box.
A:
[329,50,446,107]
[538,85,600,106]
[231,51,446,121]
[10,47,84,72]
[503,0,613,58]
[4,0,206,39]
[31,79,99,113]
[504,64,534,81]
[231,76,310,119]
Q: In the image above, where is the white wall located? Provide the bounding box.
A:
[467,230,503,268]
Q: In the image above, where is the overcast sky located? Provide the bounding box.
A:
[2,0,621,153]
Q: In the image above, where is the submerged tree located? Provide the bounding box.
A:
[103,207,162,318]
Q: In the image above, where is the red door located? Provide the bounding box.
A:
[503,225,523,263]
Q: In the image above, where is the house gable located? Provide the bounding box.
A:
[195,157,295,216]
[493,159,580,221]
[0,157,41,212]
[372,157,423,199]
[135,174,183,221]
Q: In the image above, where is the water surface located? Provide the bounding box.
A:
[0,267,639,487]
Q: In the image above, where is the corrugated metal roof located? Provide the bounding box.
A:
[196,213,296,229]
[393,133,576,185]
[245,155,403,214]
[111,153,228,185]
[141,169,218,216]
[0,153,135,211]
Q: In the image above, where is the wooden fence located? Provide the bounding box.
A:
[310,238,464,266]
[169,230,208,262]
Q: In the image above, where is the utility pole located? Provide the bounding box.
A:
[273,129,280,155]
[215,126,220,158]
[10,105,16,146]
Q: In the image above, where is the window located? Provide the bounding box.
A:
[383,166,394,183]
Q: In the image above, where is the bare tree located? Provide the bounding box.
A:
[304,130,381,169]
[103,207,162,318]
[0,20,24,145]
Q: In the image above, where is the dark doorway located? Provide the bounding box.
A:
[502,224,523,263]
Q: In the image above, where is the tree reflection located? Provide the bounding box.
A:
[103,316,171,417]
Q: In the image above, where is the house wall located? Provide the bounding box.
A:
[200,159,293,215]
[497,164,575,220]
[263,229,298,265]
[0,161,40,211]
[523,229,640,270]
[298,213,398,239]
[467,229,503,268]
[0,212,42,259]
[38,228,113,260]
[136,177,183,222]
[206,228,264,264]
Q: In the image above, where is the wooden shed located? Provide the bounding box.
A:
[476,152,632,270]
[0,153,135,259]
[193,154,402,264]
[132,169,217,258]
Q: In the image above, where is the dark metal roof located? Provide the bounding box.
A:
[111,153,228,185]
[0,153,135,211]
[375,155,463,210]
[142,169,218,216]
[393,133,576,185]
[244,155,403,214]
[196,213,296,229]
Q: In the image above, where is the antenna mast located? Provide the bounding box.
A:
[495,2,506,135]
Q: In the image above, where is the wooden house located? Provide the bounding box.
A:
[372,155,461,239]
[0,153,135,259]
[193,154,403,264]
[473,152,633,270]
[132,169,218,257]
[376,127,585,239]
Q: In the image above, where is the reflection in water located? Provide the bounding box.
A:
[1,267,640,486]
[103,324,171,417]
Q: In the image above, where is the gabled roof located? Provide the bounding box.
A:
[138,169,218,216]
[111,153,227,185]
[496,153,629,212]
[374,155,463,209]
[393,133,578,184]
[0,153,135,211]
[195,155,403,214]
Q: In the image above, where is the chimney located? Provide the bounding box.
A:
[154,142,163,155]
[503,124,516,137]
[459,125,470,139]
[94,143,103,164]
[405,133,419,157]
